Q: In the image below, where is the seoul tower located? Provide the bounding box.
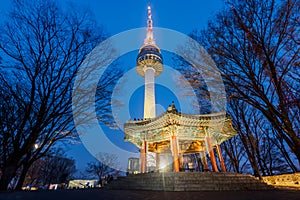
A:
[136,5,163,119]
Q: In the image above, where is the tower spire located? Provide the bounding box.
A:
[145,5,154,45]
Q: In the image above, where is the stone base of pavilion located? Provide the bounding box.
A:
[106,172,274,191]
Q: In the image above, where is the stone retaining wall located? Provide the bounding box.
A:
[262,173,300,188]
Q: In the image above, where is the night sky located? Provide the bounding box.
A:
[0,0,225,175]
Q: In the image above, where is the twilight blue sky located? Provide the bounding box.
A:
[0,1,225,35]
[0,0,225,175]
[68,0,224,35]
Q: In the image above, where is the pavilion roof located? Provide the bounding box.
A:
[124,105,237,148]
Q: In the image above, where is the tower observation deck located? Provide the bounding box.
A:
[136,5,163,119]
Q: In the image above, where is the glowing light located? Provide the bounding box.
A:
[159,160,168,172]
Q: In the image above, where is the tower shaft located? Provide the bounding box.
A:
[144,68,155,118]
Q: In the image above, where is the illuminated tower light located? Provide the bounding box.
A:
[136,5,163,119]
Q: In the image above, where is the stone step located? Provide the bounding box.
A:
[109,180,269,187]
[108,182,270,188]
[113,178,262,184]
[106,172,274,191]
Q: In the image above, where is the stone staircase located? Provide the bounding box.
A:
[106,172,274,191]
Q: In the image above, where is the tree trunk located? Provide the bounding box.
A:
[238,134,262,179]
[279,140,298,172]
[0,164,17,191]
[15,164,30,190]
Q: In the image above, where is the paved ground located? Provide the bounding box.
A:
[0,188,300,200]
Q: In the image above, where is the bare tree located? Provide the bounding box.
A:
[0,0,121,190]
[85,152,120,186]
[172,56,212,114]
[222,136,248,174]
[173,0,299,176]
[192,0,300,169]
[39,148,76,188]
[22,148,76,189]
[228,99,293,177]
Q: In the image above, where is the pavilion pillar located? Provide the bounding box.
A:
[200,151,209,171]
[216,144,226,172]
[205,136,218,172]
[140,140,147,173]
[156,153,160,172]
[171,135,180,172]
[179,153,184,171]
